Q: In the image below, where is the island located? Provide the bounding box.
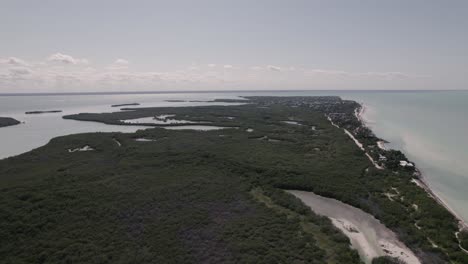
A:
[1,96,467,264]
[111,103,140,107]
[0,117,20,127]
[164,99,186,102]
[25,110,62,114]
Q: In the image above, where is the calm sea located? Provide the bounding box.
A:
[1,90,467,223]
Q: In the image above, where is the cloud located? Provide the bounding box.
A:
[357,71,415,79]
[250,66,262,71]
[107,59,130,70]
[0,54,431,92]
[114,59,129,65]
[266,65,281,71]
[0,57,30,67]
[47,53,89,65]
[9,68,32,75]
[188,64,199,71]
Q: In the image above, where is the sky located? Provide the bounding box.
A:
[1,0,467,93]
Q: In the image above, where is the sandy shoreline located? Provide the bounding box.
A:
[288,190,421,264]
[412,175,467,230]
[357,103,467,231]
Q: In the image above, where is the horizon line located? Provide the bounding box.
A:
[0,89,466,96]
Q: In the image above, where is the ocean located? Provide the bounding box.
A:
[0,90,467,224]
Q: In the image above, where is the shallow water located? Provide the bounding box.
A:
[336,91,468,224]
[0,93,243,159]
[237,90,468,224]
[0,91,467,225]
[288,190,420,264]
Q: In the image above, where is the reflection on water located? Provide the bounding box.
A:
[1,91,467,226]
[339,91,468,224]
[0,116,149,159]
[0,93,244,159]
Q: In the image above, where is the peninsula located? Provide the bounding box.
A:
[111,103,140,107]
[1,96,467,264]
[0,117,20,128]
[25,110,62,114]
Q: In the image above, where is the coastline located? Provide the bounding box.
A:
[356,103,467,231]
[2,94,466,262]
[288,190,421,264]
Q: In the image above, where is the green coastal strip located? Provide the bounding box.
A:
[1,96,467,263]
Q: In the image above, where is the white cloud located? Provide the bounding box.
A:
[266,65,281,71]
[107,59,130,70]
[9,68,32,75]
[47,53,89,65]
[0,57,30,67]
[114,59,129,65]
[250,66,262,71]
[0,54,431,92]
[188,64,199,71]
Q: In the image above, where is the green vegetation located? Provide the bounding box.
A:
[1,96,467,263]
[111,103,140,107]
[459,230,468,251]
[0,117,20,127]
[25,110,62,114]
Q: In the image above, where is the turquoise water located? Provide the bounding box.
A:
[0,91,467,223]
[337,91,468,224]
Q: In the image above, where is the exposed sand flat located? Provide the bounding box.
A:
[327,115,383,169]
[354,105,365,122]
[327,116,340,128]
[411,178,468,230]
[411,179,424,189]
[134,138,157,142]
[155,114,175,119]
[287,190,421,264]
[377,141,387,150]
[344,129,364,150]
[163,125,235,131]
[455,232,468,254]
[384,192,397,202]
[121,116,196,125]
[113,138,121,147]
[343,128,384,170]
[68,145,94,152]
[282,120,302,126]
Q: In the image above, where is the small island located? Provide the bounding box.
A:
[164,100,186,102]
[25,110,62,114]
[111,103,140,107]
[0,117,21,128]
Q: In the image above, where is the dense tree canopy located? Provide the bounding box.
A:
[1,96,466,263]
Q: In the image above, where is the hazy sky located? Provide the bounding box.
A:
[1,0,467,92]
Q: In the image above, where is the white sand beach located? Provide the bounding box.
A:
[68,145,94,152]
[288,190,421,264]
